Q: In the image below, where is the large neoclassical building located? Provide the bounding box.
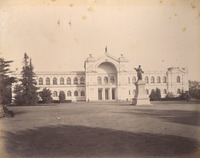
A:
[34,52,189,102]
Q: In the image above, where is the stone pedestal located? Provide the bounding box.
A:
[132,80,151,105]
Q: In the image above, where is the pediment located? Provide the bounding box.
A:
[96,53,119,63]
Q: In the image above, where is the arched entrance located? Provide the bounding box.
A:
[96,62,117,101]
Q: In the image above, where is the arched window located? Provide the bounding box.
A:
[67,91,71,96]
[177,88,181,94]
[60,77,64,85]
[133,89,136,95]
[104,77,108,85]
[53,77,57,85]
[81,90,85,96]
[67,77,71,85]
[177,76,181,83]
[163,89,167,94]
[39,77,43,85]
[74,90,78,96]
[98,77,102,85]
[128,77,130,84]
[80,77,85,84]
[66,91,71,96]
[46,77,50,85]
[74,77,78,85]
[132,76,136,83]
[157,76,161,83]
[53,91,57,97]
[145,76,149,83]
[151,76,155,83]
[146,89,149,94]
[110,76,115,84]
[163,76,167,83]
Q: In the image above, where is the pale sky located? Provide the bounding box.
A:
[0,0,200,80]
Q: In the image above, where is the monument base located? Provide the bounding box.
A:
[132,80,151,105]
[132,98,151,105]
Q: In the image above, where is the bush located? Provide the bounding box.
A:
[149,88,161,101]
[165,92,175,99]
[178,91,190,101]
[163,92,187,101]
[39,88,52,104]
[59,91,66,103]
[149,89,156,101]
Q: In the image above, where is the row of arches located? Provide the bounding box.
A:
[38,77,85,85]
[52,90,85,97]
[144,76,167,84]
[97,76,115,85]
[128,76,181,84]
[128,76,167,84]
[38,76,181,85]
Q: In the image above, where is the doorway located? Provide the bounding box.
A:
[105,89,109,100]
[98,89,102,100]
[112,88,115,100]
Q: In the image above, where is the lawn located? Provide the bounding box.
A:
[0,101,200,158]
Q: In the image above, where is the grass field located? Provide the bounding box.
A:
[0,101,200,158]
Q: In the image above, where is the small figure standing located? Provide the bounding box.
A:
[134,65,144,81]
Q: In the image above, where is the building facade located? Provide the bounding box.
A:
[33,53,189,102]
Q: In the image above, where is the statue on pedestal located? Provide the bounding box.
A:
[132,65,151,105]
[134,65,144,81]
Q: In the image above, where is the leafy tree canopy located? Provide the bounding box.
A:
[39,88,52,104]
[189,80,200,99]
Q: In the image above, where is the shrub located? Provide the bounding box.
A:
[59,91,66,103]
[165,92,175,99]
[149,88,161,101]
[149,89,156,101]
[39,88,52,104]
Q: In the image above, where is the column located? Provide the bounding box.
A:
[102,88,105,100]
[109,88,112,100]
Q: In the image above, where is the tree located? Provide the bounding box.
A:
[149,88,161,101]
[59,91,66,103]
[178,90,189,100]
[39,88,52,104]
[155,88,161,100]
[149,89,156,101]
[189,80,200,99]
[14,53,39,105]
[165,92,175,99]
[0,58,16,104]
[13,84,24,105]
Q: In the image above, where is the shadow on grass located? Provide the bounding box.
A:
[150,100,200,104]
[118,109,200,126]
[4,125,199,158]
